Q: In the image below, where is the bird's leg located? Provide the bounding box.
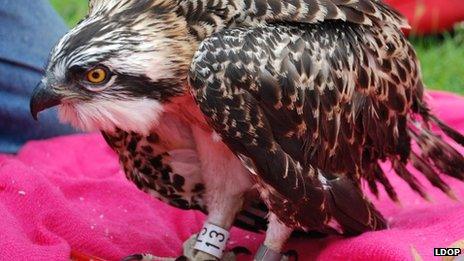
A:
[254,214,294,261]
[181,127,254,261]
[182,232,250,261]
[184,192,245,260]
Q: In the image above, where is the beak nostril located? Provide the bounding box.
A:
[30,81,64,121]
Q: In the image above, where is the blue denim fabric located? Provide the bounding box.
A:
[0,0,77,153]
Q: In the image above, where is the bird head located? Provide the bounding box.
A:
[30,0,195,135]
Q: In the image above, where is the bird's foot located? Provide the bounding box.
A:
[121,234,251,261]
[254,244,298,261]
[121,253,176,261]
[181,234,251,261]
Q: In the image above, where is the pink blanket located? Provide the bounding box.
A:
[1,91,463,261]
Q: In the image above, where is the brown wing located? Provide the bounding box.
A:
[189,22,399,232]
[189,2,464,232]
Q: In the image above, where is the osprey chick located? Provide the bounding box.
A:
[31,0,464,260]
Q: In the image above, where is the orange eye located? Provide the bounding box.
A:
[86,67,107,84]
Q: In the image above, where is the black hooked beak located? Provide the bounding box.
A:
[30,81,63,120]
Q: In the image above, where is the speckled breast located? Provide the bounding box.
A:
[102,129,207,211]
[101,129,279,234]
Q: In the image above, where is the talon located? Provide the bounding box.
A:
[254,245,298,261]
[231,246,252,255]
[121,254,144,261]
[121,254,172,261]
[282,250,298,261]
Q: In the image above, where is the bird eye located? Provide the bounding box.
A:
[86,66,109,84]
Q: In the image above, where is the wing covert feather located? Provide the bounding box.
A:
[177,0,408,40]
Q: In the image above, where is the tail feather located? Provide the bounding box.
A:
[410,152,457,199]
[393,101,464,200]
[365,172,380,198]
[410,121,464,181]
[392,159,430,200]
[325,176,387,235]
[429,114,464,147]
[373,163,400,203]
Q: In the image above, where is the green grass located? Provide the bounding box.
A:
[410,26,464,94]
[50,1,463,95]
[50,0,88,27]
